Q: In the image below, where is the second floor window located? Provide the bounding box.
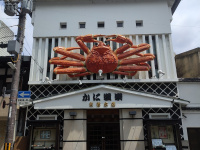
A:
[60,22,67,29]
[97,22,104,28]
[117,21,123,27]
[136,20,143,27]
[79,22,86,28]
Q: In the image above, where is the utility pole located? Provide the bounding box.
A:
[4,1,26,149]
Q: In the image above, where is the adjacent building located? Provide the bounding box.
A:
[15,0,200,150]
[175,48,200,150]
[0,20,14,150]
[175,47,200,78]
[0,21,31,150]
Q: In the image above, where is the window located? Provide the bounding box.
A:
[79,22,86,28]
[97,22,104,28]
[117,21,123,27]
[60,22,67,29]
[136,20,143,27]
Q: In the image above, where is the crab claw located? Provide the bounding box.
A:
[93,34,105,38]
[76,34,105,43]
[105,34,133,45]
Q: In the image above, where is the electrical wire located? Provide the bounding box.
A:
[23,46,43,73]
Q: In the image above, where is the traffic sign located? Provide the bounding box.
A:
[18,91,31,98]
[17,98,32,106]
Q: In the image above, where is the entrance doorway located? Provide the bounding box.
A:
[187,128,200,150]
[87,109,120,150]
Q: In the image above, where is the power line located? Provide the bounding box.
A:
[24,46,43,73]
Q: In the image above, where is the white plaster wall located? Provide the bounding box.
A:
[181,111,200,140]
[177,82,200,107]
[120,109,145,150]
[178,82,200,148]
[63,110,87,150]
[32,0,172,37]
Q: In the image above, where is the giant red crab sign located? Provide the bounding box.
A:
[49,34,155,78]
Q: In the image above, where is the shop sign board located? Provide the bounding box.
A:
[82,92,122,108]
[33,85,176,109]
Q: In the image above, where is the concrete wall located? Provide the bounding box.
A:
[120,109,144,150]
[175,48,200,78]
[63,110,87,150]
[32,0,172,37]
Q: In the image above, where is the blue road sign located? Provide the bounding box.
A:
[18,91,31,98]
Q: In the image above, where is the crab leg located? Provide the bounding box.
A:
[68,72,92,78]
[105,35,133,45]
[115,44,132,54]
[112,71,137,77]
[54,67,87,74]
[118,44,150,60]
[105,35,133,53]
[59,47,81,60]
[76,34,105,54]
[53,47,85,61]
[49,58,85,67]
[136,62,151,68]
[119,55,155,65]
[117,65,150,72]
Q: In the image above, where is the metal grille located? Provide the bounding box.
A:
[30,82,177,100]
[87,110,120,150]
[142,103,184,140]
[87,123,120,150]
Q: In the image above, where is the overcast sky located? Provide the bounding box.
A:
[0,0,200,55]
[171,0,200,54]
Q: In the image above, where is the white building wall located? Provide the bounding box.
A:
[178,82,200,148]
[178,83,200,107]
[29,0,178,83]
[32,0,172,37]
